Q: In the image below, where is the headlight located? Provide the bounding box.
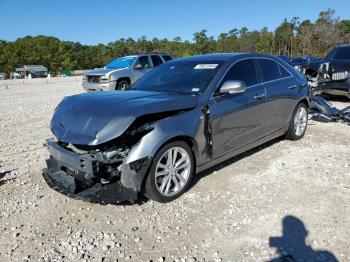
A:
[294,65,302,72]
[100,75,111,82]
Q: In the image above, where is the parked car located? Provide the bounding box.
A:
[0,72,7,80]
[43,53,309,203]
[306,45,350,98]
[289,56,321,74]
[82,53,173,92]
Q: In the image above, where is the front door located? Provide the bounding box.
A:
[209,59,269,158]
[132,55,153,82]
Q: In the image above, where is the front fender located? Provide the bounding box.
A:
[126,109,204,165]
[110,69,131,82]
[119,109,204,192]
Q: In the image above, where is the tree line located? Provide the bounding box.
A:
[0,8,349,75]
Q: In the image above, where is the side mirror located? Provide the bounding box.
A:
[134,64,143,69]
[220,80,247,94]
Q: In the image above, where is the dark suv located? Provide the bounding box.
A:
[305,45,350,98]
[44,53,309,203]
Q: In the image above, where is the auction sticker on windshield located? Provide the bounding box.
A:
[194,64,218,69]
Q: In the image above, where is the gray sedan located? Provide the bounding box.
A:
[44,53,309,203]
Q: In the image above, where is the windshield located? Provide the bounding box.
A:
[132,60,223,94]
[325,46,350,60]
[105,56,136,69]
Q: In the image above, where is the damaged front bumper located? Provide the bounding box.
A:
[42,138,151,204]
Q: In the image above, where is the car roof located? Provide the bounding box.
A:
[138,53,171,56]
[172,52,295,63]
[172,53,248,62]
[335,44,350,48]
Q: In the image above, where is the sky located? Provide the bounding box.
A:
[0,0,349,45]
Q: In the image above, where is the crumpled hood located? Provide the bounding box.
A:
[51,90,198,145]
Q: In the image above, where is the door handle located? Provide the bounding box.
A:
[289,84,297,89]
[253,93,266,99]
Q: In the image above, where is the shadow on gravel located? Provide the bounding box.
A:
[189,136,283,190]
[268,215,338,262]
[0,170,12,180]
[0,177,16,187]
[0,162,14,186]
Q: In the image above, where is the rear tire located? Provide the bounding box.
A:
[286,103,308,140]
[116,79,130,90]
[144,141,195,203]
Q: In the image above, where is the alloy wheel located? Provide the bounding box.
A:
[154,147,191,197]
[294,106,307,136]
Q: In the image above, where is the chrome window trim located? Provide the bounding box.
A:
[213,57,295,93]
[255,57,293,79]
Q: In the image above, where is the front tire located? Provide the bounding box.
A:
[144,141,195,203]
[116,79,130,90]
[286,103,308,140]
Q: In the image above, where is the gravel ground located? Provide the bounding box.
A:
[0,77,349,262]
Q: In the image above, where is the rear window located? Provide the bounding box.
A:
[151,55,163,67]
[162,55,173,62]
[259,59,290,82]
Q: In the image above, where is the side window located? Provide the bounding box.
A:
[162,55,173,62]
[135,56,151,69]
[259,59,283,82]
[278,64,291,78]
[151,55,163,67]
[222,59,259,87]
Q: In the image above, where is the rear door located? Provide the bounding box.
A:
[257,58,298,132]
[209,59,269,158]
[150,55,164,68]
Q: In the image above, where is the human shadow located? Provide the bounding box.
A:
[0,170,12,179]
[188,136,283,190]
[0,162,14,186]
[268,215,338,262]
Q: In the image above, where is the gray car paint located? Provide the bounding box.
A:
[48,53,309,195]
[51,90,198,145]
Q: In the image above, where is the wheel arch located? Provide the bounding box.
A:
[286,97,310,127]
[115,77,131,89]
[138,135,198,194]
[158,135,198,165]
[298,97,310,108]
